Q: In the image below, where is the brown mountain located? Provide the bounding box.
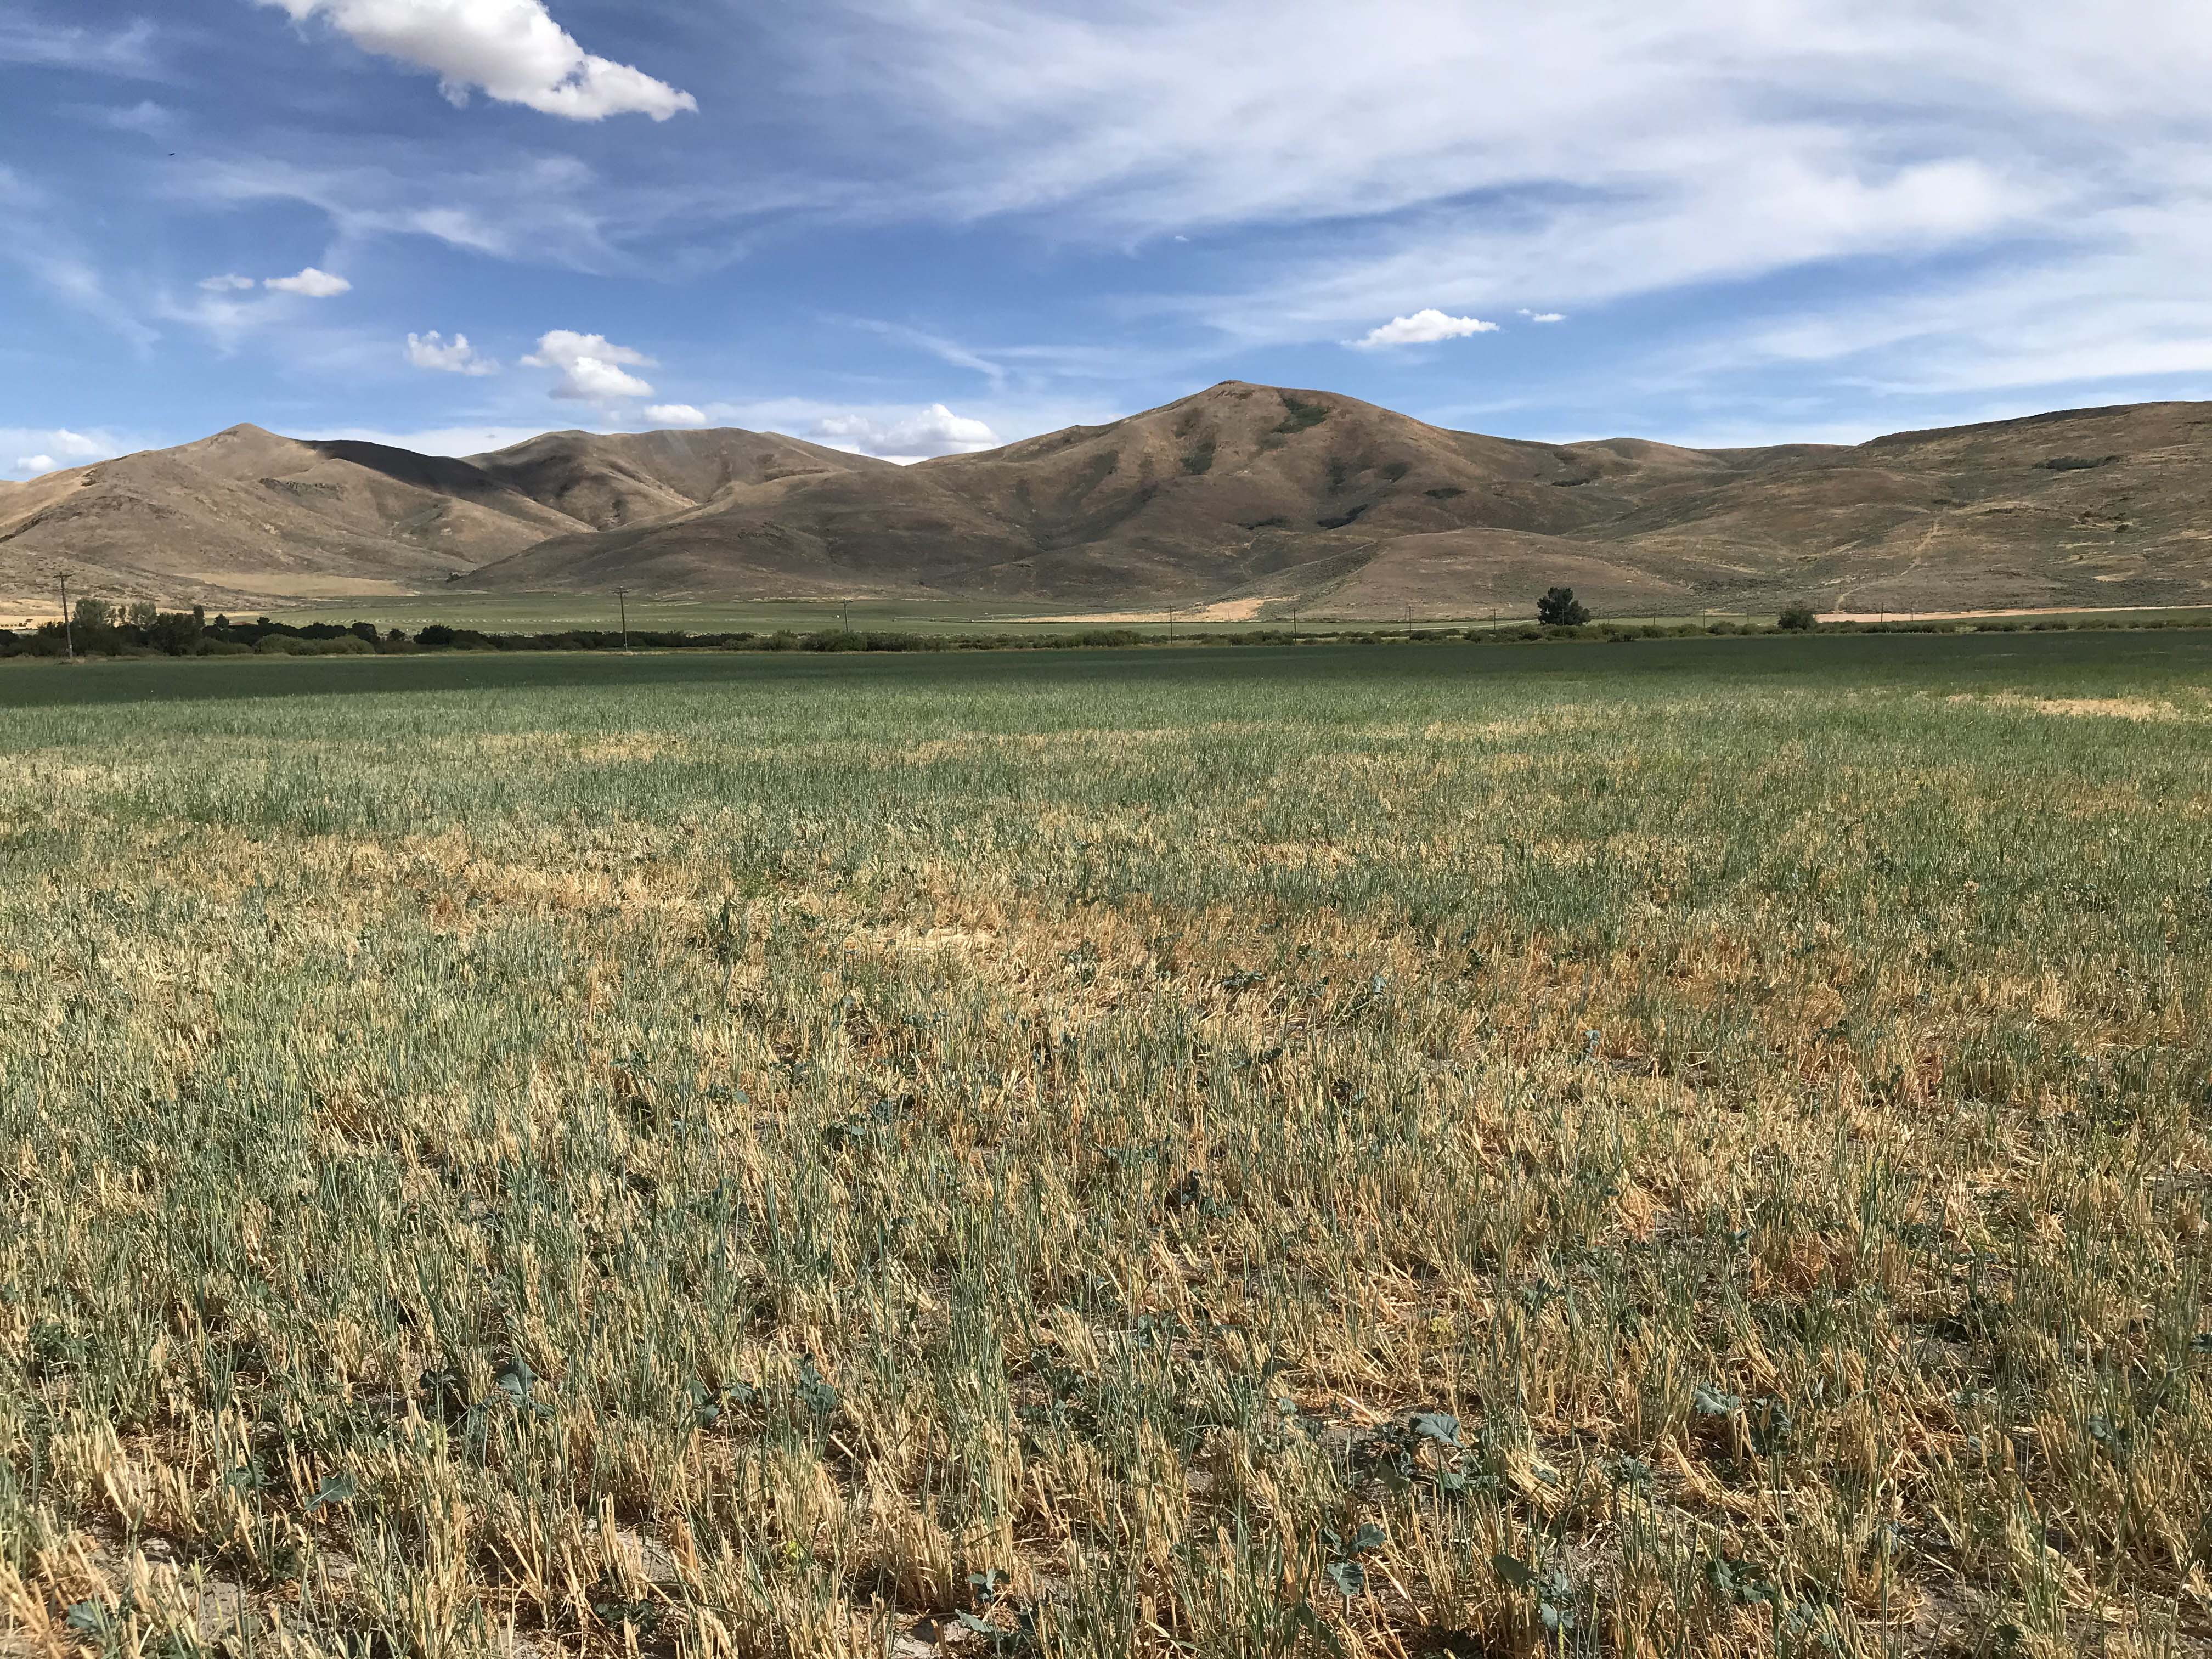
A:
[464,386,2212,616]
[464,427,902,531]
[0,424,583,616]
[10,388,2212,618]
[0,424,893,616]
[460,382,1755,608]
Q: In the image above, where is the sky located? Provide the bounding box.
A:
[7,0,2212,477]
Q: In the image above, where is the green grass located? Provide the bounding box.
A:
[263,595,1367,637]
[3,631,2210,1656]
[261,592,2212,640]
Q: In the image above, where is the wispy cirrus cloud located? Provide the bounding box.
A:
[761,0,2212,404]
[0,17,161,78]
[0,166,159,351]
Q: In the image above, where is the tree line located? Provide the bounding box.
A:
[0,593,2190,663]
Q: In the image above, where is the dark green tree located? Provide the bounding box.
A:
[1537,586,1591,627]
[1777,603,1819,631]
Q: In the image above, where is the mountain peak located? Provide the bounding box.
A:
[11,389,2212,619]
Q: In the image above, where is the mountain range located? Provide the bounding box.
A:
[4,382,2208,620]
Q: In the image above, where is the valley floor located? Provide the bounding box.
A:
[3,635,2210,1656]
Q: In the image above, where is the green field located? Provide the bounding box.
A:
[262,593,2212,640]
[4,633,2211,1656]
[261,595,1364,639]
[257,594,1765,639]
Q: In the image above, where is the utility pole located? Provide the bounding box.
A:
[616,587,630,654]
[1166,607,1176,642]
[58,572,73,663]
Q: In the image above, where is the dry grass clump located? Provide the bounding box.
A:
[1,637,2209,1657]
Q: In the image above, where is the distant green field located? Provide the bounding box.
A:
[264,593,1357,637]
[5,629,2211,1656]
[266,591,2212,639]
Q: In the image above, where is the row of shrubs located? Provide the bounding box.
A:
[0,603,1172,660]
[3,599,2207,662]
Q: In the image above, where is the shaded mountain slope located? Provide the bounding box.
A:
[465,428,900,532]
[0,425,588,613]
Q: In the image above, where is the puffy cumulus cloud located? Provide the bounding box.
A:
[522,330,656,400]
[813,403,1000,461]
[258,0,696,122]
[406,330,497,374]
[4,429,120,479]
[645,404,707,426]
[266,266,352,297]
[1350,309,1500,348]
[199,274,258,292]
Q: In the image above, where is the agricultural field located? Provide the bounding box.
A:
[257,594,1514,641]
[2,631,2210,1657]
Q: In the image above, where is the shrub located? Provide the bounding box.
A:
[1536,586,1591,627]
[1778,603,1819,631]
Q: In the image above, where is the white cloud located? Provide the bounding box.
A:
[0,19,160,77]
[265,266,352,297]
[83,99,175,136]
[645,404,707,426]
[758,0,2212,408]
[315,424,552,456]
[0,168,160,351]
[406,330,497,374]
[2,429,123,480]
[812,403,1000,459]
[522,329,657,400]
[1350,309,1500,349]
[257,0,696,121]
[847,318,1007,386]
[200,274,258,292]
[1521,310,1567,324]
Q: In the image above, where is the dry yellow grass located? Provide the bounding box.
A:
[1,635,2209,1658]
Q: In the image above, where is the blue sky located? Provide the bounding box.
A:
[7,0,2212,477]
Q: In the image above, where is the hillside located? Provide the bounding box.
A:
[458,383,1775,608]
[464,387,2212,616]
[0,425,893,617]
[0,425,586,617]
[10,390,2212,618]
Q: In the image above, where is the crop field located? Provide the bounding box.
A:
[3,632,2211,1658]
[259,595,1506,640]
[255,594,2212,640]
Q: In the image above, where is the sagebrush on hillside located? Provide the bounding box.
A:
[2,634,2208,1658]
